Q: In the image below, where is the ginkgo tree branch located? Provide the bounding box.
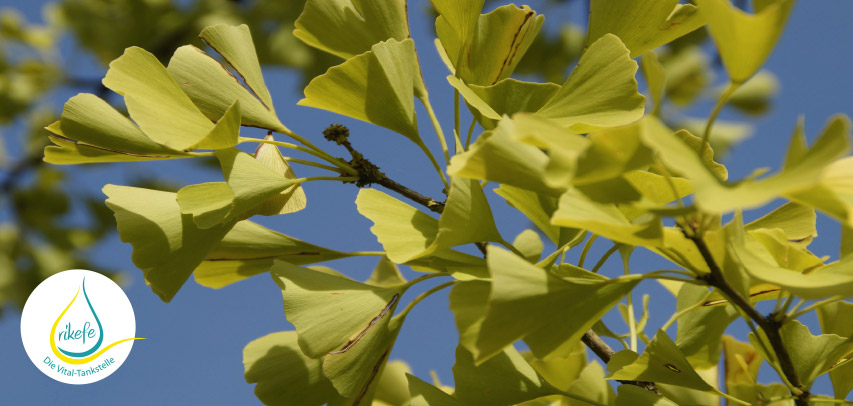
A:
[686,231,810,406]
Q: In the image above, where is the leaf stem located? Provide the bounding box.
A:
[591,244,619,273]
[578,235,598,268]
[702,81,740,148]
[788,296,843,321]
[282,157,345,173]
[422,97,451,166]
[239,137,357,176]
[454,89,461,150]
[416,141,450,189]
[465,116,477,149]
[294,176,359,184]
[398,281,458,318]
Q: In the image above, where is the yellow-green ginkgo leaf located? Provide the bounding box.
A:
[299,39,422,143]
[243,331,347,406]
[177,148,294,228]
[323,310,404,401]
[437,4,544,86]
[408,373,465,406]
[817,301,853,399]
[365,256,407,288]
[102,46,215,151]
[536,34,645,132]
[193,220,352,289]
[788,155,853,227]
[724,70,780,115]
[294,0,411,60]
[190,100,241,150]
[448,119,559,196]
[615,385,679,406]
[552,188,663,247]
[446,76,560,130]
[675,284,737,369]
[475,246,642,362]
[200,24,275,111]
[453,344,559,405]
[694,0,795,83]
[588,0,705,58]
[494,184,582,247]
[722,336,762,394]
[372,360,413,406]
[780,320,853,389]
[167,45,287,132]
[744,201,816,246]
[607,330,718,394]
[730,218,853,299]
[44,94,189,164]
[242,134,306,217]
[640,51,667,115]
[430,0,484,61]
[271,260,405,359]
[356,185,502,264]
[449,280,490,353]
[643,114,850,214]
[513,229,543,263]
[103,185,236,302]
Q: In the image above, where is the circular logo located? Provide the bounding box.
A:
[20,270,143,384]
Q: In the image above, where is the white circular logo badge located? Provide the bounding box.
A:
[20,269,142,384]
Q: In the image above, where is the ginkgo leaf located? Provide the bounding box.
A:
[177,148,294,228]
[190,100,241,150]
[694,0,795,83]
[242,134,306,217]
[523,342,587,392]
[102,46,215,151]
[192,220,351,289]
[788,156,853,227]
[447,77,559,129]
[103,185,236,302]
[817,301,853,399]
[294,0,411,60]
[299,39,422,142]
[779,320,853,389]
[167,45,287,132]
[565,362,617,406]
[730,218,853,299]
[513,230,543,263]
[640,51,667,115]
[200,24,275,110]
[643,114,851,214]
[430,0,484,63]
[552,188,663,247]
[657,366,721,406]
[243,331,347,406]
[408,373,465,406]
[494,184,582,247]
[536,34,645,132]
[437,4,543,86]
[475,246,641,361]
[587,0,705,58]
[270,260,404,358]
[607,330,717,394]
[675,284,737,369]
[44,94,189,164]
[448,120,559,196]
[744,201,816,246]
[365,256,407,288]
[722,336,762,399]
[372,360,413,406]
[356,185,502,264]
[449,280,490,353]
[453,345,558,405]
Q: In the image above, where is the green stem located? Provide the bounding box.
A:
[578,235,598,268]
[295,176,359,184]
[454,89,461,152]
[591,244,619,273]
[661,301,704,332]
[624,261,638,352]
[422,97,451,165]
[282,157,345,173]
[239,137,357,176]
[788,296,844,320]
[347,251,387,257]
[399,281,458,318]
[465,116,477,149]
[702,81,740,148]
[416,141,450,189]
[498,239,527,258]
[554,390,608,406]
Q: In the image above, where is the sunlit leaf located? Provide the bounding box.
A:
[552,188,663,247]
[817,301,853,399]
[675,285,737,369]
[294,0,411,60]
[372,360,413,406]
[537,34,645,132]
[607,330,717,394]
[640,51,667,114]
[44,95,189,164]
[366,256,407,288]
[243,331,346,406]
[476,246,641,361]
[193,220,351,289]
[447,77,559,129]
[243,134,307,217]
[270,260,404,358]
[103,185,236,302]
[408,373,465,406]
[745,201,816,246]
[437,4,543,86]
[299,39,423,143]
[200,25,275,111]
[102,46,215,151]
[725,70,780,115]
[513,230,543,263]
[494,184,582,247]
[694,0,795,83]
[657,366,721,406]
[454,345,558,405]
[615,385,679,406]
[722,336,763,402]
[780,320,853,389]
[167,45,287,132]
[588,0,705,58]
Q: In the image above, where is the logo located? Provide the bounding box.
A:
[21,269,143,384]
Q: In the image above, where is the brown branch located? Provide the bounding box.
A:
[687,232,809,406]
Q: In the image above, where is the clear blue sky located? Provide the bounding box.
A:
[2,0,852,404]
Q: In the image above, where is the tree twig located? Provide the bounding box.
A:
[686,231,809,405]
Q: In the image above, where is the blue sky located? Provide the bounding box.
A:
[2,0,852,404]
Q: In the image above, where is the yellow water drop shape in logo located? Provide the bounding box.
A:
[49,278,144,365]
